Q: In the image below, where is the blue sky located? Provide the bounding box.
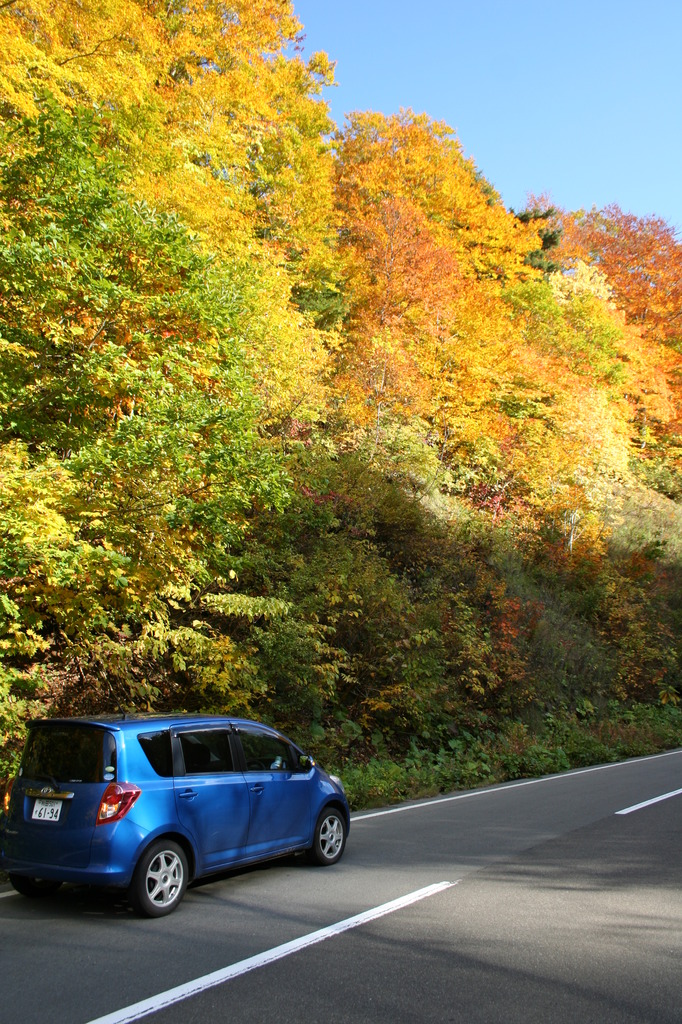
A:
[291,1,682,232]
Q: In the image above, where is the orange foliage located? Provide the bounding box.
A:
[559,204,682,346]
[332,110,542,441]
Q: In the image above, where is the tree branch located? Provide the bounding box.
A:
[56,36,119,66]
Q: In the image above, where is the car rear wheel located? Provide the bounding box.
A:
[307,807,347,865]
[9,874,62,898]
[128,840,188,917]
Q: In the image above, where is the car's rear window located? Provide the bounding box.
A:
[138,731,173,777]
[20,725,114,784]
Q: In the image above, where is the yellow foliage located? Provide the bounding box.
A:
[550,259,612,303]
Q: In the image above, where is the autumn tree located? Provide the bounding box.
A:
[560,204,682,346]
[2,0,682,782]
[0,0,339,426]
[0,103,292,734]
[332,110,542,453]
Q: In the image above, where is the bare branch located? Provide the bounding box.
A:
[87,320,110,349]
[56,36,119,66]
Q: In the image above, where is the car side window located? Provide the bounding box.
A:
[179,729,235,775]
[239,729,292,772]
[138,730,173,777]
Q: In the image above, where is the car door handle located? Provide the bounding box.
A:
[178,789,198,800]
[249,785,264,795]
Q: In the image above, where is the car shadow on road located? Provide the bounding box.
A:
[1,852,310,921]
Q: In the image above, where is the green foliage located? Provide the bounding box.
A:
[515,205,563,275]
[507,279,626,384]
[0,101,291,729]
[337,703,682,809]
[632,454,682,501]
[0,664,46,777]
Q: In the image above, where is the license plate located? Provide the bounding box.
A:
[32,798,62,822]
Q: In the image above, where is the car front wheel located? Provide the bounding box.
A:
[307,807,347,865]
[9,874,62,898]
[128,840,188,917]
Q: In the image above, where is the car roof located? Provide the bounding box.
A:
[27,714,283,734]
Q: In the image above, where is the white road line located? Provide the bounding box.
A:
[352,749,682,821]
[84,880,458,1024]
[0,889,17,899]
[616,787,682,815]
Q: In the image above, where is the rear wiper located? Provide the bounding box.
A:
[33,774,61,792]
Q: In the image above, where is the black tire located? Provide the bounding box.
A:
[9,874,62,898]
[307,807,347,866]
[128,840,188,918]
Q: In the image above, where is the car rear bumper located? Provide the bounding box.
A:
[0,856,133,888]
[0,817,150,888]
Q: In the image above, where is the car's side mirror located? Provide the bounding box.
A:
[298,754,315,771]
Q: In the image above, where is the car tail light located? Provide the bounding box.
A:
[2,778,14,816]
[96,782,141,825]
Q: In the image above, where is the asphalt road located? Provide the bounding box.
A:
[2,750,681,1024]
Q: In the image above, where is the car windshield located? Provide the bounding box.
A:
[20,725,113,784]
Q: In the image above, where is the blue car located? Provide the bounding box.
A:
[0,715,349,917]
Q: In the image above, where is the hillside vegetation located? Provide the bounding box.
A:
[1,0,681,797]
